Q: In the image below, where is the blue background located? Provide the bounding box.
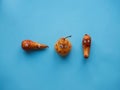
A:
[0,0,120,90]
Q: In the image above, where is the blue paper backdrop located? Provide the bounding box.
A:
[0,0,120,90]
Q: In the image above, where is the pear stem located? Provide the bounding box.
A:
[65,35,72,39]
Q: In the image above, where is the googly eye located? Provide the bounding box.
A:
[88,40,90,43]
[84,40,86,43]
[25,44,29,47]
[64,45,68,48]
[60,45,63,48]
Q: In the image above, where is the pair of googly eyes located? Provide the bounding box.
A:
[83,40,90,44]
[59,44,68,49]
[25,43,41,48]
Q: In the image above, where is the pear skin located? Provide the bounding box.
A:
[82,34,91,58]
[22,40,48,51]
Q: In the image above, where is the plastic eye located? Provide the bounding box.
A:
[84,40,86,43]
[64,45,68,48]
[25,43,29,47]
[88,40,90,43]
[60,45,63,48]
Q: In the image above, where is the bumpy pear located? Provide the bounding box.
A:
[55,35,72,56]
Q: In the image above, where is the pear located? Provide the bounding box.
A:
[55,35,72,56]
[82,34,91,58]
[21,40,48,51]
